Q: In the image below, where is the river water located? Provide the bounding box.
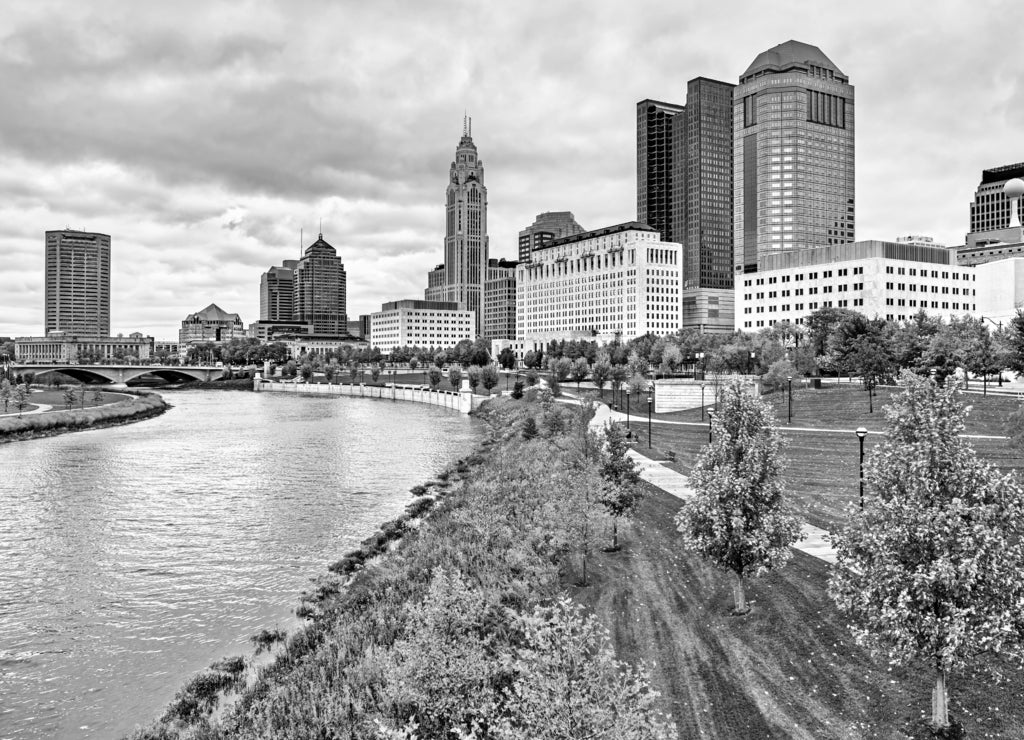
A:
[0,390,482,739]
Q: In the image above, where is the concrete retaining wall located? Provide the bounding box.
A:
[653,376,761,413]
[253,379,483,414]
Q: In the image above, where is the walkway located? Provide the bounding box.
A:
[0,402,52,417]
[590,403,838,564]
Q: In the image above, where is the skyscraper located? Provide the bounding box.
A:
[517,212,585,262]
[431,117,488,336]
[260,260,298,321]
[294,233,347,334]
[636,100,685,243]
[636,78,735,332]
[44,229,111,337]
[733,41,855,275]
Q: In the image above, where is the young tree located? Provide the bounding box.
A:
[323,362,337,383]
[13,383,29,416]
[466,365,482,393]
[610,364,628,406]
[428,365,443,389]
[480,364,500,394]
[525,368,539,387]
[598,425,642,550]
[828,372,1024,732]
[91,388,104,405]
[370,363,382,384]
[569,357,589,390]
[448,365,463,390]
[300,363,314,382]
[590,357,611,398]
[511,380,524,400]
[551,356,572,383]
[408,356,419,372]
[62,386,77,409]
[675,379,801,614]
[77,384,86,409]
[0,378,11,413]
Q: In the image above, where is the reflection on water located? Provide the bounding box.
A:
[0,391,481,739]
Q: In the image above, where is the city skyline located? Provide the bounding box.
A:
[0,2,1020,339]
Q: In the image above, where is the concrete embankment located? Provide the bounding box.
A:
[253,378,486,414]
[0,392,168,443]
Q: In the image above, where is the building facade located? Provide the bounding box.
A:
[966,163,1024,247]
[517,212,585,262]
[260,260,298,321]
[369,300,474,351]
[516,222,682,344]
[248,320,313,343]
[424,264,446,302]
[179,303,247,345]
[735,241,976,330]
[44,229,111,338]
[15,332,152,363]
[482,258,518,340]
[733,41,855,275]
[294,233,347,334]
[428,118,488,336]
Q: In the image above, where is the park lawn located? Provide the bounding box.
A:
[566,483,1024,739]
[27,389,128,411]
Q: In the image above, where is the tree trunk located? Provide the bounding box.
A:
[580,552,588,587]
[931,666,949,730]
[612,520,619,550]
[732,571,748,614]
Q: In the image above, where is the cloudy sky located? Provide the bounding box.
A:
[0,1,1019,339]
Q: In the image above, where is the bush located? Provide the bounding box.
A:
[511,380,524,399]
[762,359,798,394]
[548,377,561,396]
[405,496,435,519]
[250,629,287,654]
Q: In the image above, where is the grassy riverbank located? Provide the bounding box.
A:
[128,393,672,739]
[0,392,168,444]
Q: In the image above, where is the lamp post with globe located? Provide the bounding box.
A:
[1006,177,1024,233]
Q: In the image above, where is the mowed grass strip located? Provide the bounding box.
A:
[568,484,1024,739]
[632,385,1024,531]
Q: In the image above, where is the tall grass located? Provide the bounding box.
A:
[0,393,167,439]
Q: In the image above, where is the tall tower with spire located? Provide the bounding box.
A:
[429,116,488,336]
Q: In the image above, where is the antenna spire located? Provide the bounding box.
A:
[319,218,322,238]
[469,116,472,137]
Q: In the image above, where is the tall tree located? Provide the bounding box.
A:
[13,383,29,416]
[466,365,482,393]
[828,372,1024,732]
[480,364,499,394]
[675,379,801,614]
[498,346,516,370]
[447,365,463,390]
[428,365,443,389]
[551,356,572,383]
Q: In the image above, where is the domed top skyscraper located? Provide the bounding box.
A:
[733,40,855,275]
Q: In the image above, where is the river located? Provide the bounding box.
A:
[0,390,483,739]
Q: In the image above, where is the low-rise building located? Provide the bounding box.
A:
[248,320,314,343]
[369,299,474,351]
[15,332,153,363]
[275,334,368,360]
[179,303,246,345]
[516,221,682,344]
[735,240,977,330]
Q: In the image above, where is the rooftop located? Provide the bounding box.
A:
[537,221,659,251]
[741,40,846,81]
[981,163,1024,185]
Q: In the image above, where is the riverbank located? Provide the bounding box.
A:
[0,392,169,444]
[128,393,672,739]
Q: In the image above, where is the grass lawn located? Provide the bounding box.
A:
[27,389,129,412]
[621,384,1024,531]
[566,483,1024,739]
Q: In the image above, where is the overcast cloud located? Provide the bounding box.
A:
[0,0,1020,339]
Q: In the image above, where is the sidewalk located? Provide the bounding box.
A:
[591,403,837,564]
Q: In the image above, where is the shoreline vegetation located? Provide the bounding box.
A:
[0,391,169,444]
[127,390,673,739]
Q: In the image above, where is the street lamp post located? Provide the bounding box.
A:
[787,376,793,424]
[981,316,1004,387]
[749,351,756,376]
[707,409,715,444]
[696,351,705,380]
[856,427,868,509]
[647,393,653,449]
[868,381,874,414]
[625,388,631,430]
[700,384,705,421]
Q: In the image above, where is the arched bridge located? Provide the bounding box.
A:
[11,364,233,386]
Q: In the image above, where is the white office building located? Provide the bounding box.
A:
[516,222,682,344]
[369,300,474,351]
[736,240,977,330]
